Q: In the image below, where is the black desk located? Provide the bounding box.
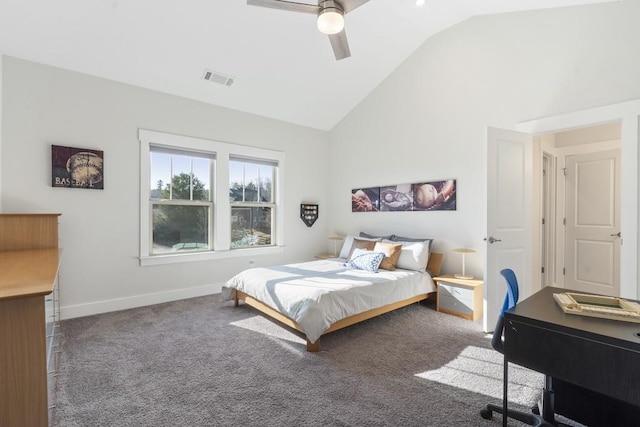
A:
[504,286,640,426]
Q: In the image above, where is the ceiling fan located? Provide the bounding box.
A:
[247,0,371,60]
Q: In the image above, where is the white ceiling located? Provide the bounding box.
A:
[0,0,614,130]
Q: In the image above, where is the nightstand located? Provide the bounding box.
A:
[433,274,483,321]
[314,253,336,260]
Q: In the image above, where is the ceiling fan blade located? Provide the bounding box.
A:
[340,0,370,14]
[328,30,351,60]
[247,0,318,14]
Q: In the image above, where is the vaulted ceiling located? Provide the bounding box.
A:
[0,0,614,130]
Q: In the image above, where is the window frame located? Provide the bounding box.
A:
[229,156,277,249]
[149,146,215,256]
[139,129,285,266]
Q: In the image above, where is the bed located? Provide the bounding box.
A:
[222,235,443,351]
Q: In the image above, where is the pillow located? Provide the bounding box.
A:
[391,235,434,245]
[359,232,393,240]
[346,248,385,272]
[390,236,433,258]
[373,241,402,271]
[338,235,380,259]
[385,239,431,272]
[346,238,377,261]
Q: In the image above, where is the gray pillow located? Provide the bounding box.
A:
[360,232,393,240]
[390,235,432,243]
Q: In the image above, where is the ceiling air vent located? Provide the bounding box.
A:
[202,69,235,86]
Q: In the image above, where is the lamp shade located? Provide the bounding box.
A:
[329,235,344,257]
[453,248,476,254]
[453,248,476,279]
[317,6,344,35]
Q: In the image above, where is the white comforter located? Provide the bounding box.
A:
[221,258,435,343]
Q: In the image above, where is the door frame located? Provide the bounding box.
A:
[541,151,555,288]
[517,99,639,300]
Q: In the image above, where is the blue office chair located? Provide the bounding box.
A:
[480,268,551,426]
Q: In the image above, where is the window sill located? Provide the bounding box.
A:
[139,245,285,266]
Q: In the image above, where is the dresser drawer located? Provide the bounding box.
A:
[438,293,474,316]
[434,275,483,321]
[438,282,473,303]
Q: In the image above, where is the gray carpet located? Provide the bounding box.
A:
[52,295,551,426]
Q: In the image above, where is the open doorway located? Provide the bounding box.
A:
[483,100,639,332]
[536,122,621,296]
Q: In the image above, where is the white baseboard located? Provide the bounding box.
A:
[60,282,225,320]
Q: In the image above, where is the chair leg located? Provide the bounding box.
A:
[479,358,553,426]
[503,355,508,427]
[481,402,553,426]
[541,375,556,422]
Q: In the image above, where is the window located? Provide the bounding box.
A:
[139,129,285,266]
[229,158,276,248]
[149,147,213,255]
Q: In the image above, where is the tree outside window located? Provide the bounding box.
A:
[150,150,212,254]
[229,159,276,248]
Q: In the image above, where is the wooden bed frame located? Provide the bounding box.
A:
[232,252,444,352]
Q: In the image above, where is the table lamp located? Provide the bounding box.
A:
[453,248,475,279]
[329,235,344,257]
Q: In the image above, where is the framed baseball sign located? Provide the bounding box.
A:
[51,145,104,189]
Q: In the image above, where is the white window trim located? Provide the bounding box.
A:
[139,129,285,266]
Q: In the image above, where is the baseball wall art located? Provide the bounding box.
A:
[52,145,104,189]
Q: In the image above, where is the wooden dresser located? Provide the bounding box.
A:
[0,213,62,427]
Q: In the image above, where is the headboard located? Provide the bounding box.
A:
[427,252,444,277]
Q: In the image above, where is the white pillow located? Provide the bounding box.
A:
[384,239,430,272]
[338,235,381,259]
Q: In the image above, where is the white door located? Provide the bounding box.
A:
[564,149,621,295]
[484,127,533,332]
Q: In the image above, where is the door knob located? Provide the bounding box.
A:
[610,232,621,238]
[484,236,502,244]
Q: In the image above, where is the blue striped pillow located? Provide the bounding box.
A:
[346,248,385,272]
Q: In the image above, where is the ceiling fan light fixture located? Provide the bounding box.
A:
[317,2,344,35]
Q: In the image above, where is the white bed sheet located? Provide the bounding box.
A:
[221,258,435,343]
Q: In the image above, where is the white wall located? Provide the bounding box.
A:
[1,56,330,318]
[327,1,640,280]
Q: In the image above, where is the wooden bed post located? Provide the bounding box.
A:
[233,291,239,308]
[306,339,320,352]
